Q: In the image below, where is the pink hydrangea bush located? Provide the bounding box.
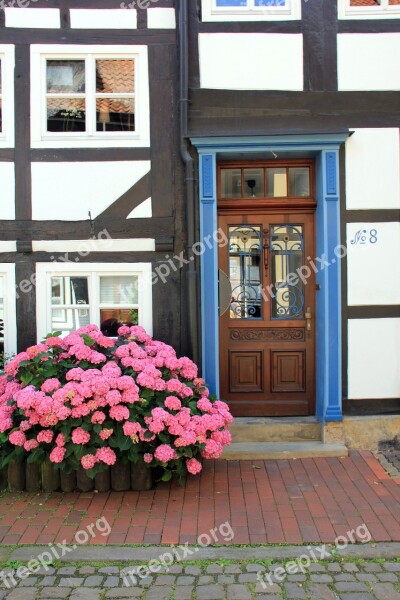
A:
[0,325,232,482]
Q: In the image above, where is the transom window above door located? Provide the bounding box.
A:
[219,161,313,201]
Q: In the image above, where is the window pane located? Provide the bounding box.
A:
[96,98,135,132]
[51,276,89,305]
[255,0,287,4]
[46,60,85,93]
[221,169,242,198]
[96,60,135,93]
[270,225,304,319]
[47,98,86,132]
[216,0,248,6]
[288,167,310,197]
[350,0,378,5]
[51,308,90,333]
[100,276,138,305]
[266,168,287,197]
[229,226,262,319]
[243,168,264,198]
[100,308,137,327]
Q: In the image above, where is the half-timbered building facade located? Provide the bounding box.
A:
[1,0,399,450]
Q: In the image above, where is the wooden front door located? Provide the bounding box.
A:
[218,211,316,416]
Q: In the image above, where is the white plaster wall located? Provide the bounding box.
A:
[0,163,15,220]
[0,242,16,252]
[5,8,60,28]
[347,222,400,306]
[199,33,303,90]
[338,33,400,91]
[147,8,176,29]
[70,9,137,29]
[345,128,400,210]
[32,161,150,221]
[127,198,152,219]
[348,318,400,399]
[32,239,155,252]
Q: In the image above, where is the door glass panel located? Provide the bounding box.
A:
[221,169,242,198]
[270,225,305,319]
[266,168,287,197]
[243,168,264,198]
[288,167,310,197]
[228,226,262,319]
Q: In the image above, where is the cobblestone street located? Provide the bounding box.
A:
[1,557,400,599]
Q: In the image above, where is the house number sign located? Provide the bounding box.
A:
[350,228,378,246]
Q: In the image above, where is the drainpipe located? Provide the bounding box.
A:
[178,0,200,366]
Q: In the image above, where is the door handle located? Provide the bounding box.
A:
[305,307,312,332]
[263,228,269,272]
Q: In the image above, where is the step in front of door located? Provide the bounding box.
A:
[230,416,321,443]
[221,441,348,460]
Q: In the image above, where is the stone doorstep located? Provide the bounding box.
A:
[230,417,321,443]
[7,543,400,564]
[221,441,348,460]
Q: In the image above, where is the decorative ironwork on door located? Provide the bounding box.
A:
[269,224,305,319]
[228,226,262,319]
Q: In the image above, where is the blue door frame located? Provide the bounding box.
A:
[191,134,349,424]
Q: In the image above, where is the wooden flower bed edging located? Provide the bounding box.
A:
[6,459,152,493]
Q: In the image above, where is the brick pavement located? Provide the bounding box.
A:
[1,558,400,599]
[0,451,399,546]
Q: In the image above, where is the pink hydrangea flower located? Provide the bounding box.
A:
[186,458,202,475]
[24,439,39,451]
[49,447,66,463]
[122,421,142,437]
[99,428,113,441]
[143,453,153,463]
[45,336,64,348]
[81,454,98,470]
[37,430,54,444]
[91,411,106,424]
[9,430,26,446]
[71,427,91,445]
[164,396,182,411]
[41,378,61,393]
[55,433,66,447]
[96,447,117,465]
[117,325,130,336]
[154,444,178,463]
[109,405,129,421]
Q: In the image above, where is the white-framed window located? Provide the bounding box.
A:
[36,263,153,340]
[31,45,150,148]
[0,264,17,365]
[338,0,400,19]
[0,45,15,148]
[202,0,301,21]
